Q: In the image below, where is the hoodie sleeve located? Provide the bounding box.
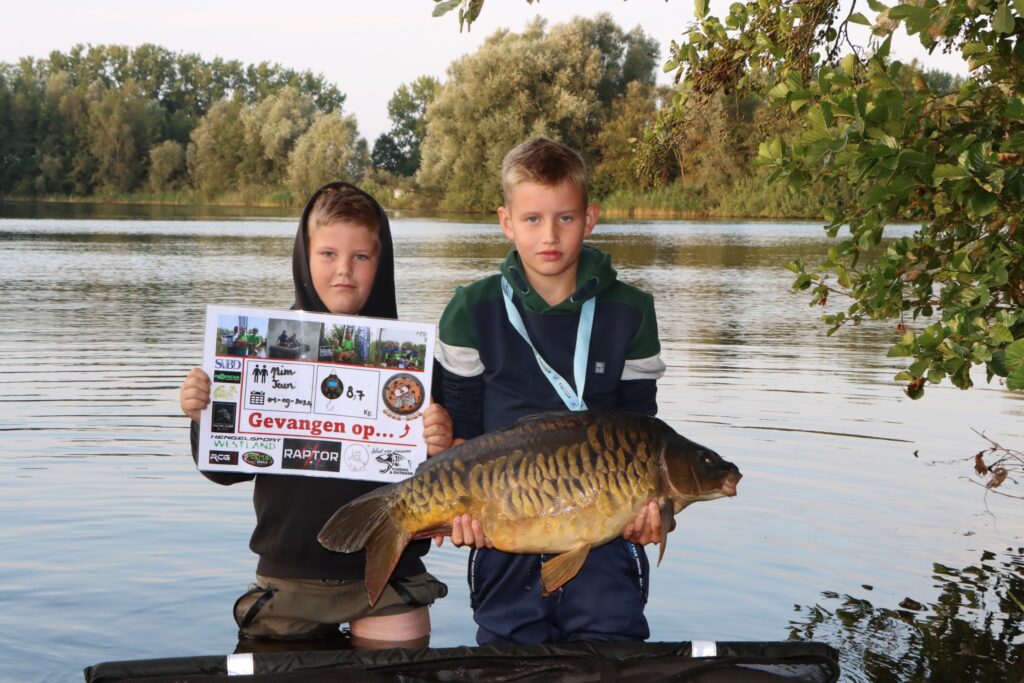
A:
[615,291,665,416]
[436,286,485,440]
[190,420,254,485]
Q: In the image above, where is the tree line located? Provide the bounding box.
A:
[0,16,959,220]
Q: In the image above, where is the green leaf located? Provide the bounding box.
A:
[1005,97,1024,121]
[1008,365,1024,391]
[969,189,998,217]
[432,0,462,17]
[994,2,1015,34]
[933,164,967,184]
[1006,339,1024,370]
[867,0,890,11]
[695,0,709,19]
[875,35,892,62]
[849,12,872,25]
[990,323,1015,344]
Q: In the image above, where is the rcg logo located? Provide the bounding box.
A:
[215,358,242,370]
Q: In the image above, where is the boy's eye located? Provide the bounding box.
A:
[319,250,335,258]
[525,216,540,224]
[354,253,370,261]
[558,215,575,223]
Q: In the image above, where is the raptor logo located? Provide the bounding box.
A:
[282,438,341,472]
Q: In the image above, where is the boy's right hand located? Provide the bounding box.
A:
[434,513,493,549]
[180,367,211,423]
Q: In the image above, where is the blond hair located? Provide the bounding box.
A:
[308,186,380,234]
[501,138,588,206]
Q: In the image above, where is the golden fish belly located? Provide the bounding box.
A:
[393,439,660,552]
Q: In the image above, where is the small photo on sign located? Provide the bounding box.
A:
[381,373,425,416]
[211,401,237,433]
[267,318,322,361]
[320,324,373,365]
[216,314,269,358]
[373,327,428,370]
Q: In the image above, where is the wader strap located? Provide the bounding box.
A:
[389,578,417,605]
[237,586,277,629]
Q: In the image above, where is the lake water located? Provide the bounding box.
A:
[0,204,1021,682]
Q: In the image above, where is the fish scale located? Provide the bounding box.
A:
[319,410,741,607]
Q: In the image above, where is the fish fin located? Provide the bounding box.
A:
[317,487,393,552]
[411,524,453,540]
[364,523,413,607]
[657,499,674,567]
[540,542,592,596]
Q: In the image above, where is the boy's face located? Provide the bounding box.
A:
[498,180,597,298]
[308,220,380,315]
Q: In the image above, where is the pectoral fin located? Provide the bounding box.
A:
[657,499,674,566]
[540,542,591,596]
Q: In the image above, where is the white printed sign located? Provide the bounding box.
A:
[197,305,433,482]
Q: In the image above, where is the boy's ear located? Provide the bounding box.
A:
[584,203,599,237]
[498,206,515,241]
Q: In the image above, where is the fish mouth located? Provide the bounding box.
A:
[720,472,742,497]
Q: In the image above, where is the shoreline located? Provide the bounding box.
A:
[0,195,826,222]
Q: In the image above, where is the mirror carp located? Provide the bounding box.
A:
[318,410,741,606]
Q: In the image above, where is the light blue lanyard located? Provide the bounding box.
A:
[501,277,594,411]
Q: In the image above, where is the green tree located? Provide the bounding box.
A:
[186,97,245,197]
[381,75,440,176]
[286,111,369,200]
[148,139,186,192]
[418,14,659,211]
[441,0,1024,397]
[371,133,405,175]
[650,0,1024,397]
[87,79,163,194]
[238,85,315,190]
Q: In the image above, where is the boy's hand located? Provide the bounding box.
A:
[622,499,676,545]
[434,513,493,549]
[422,402,453,456]
[179,367,211,423]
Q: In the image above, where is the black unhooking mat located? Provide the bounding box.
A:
[84,641,839,682]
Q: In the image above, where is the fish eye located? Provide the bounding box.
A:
[702,453,713,465]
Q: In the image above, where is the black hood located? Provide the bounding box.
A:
[291,181,397,319]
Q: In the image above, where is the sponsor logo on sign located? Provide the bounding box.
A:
[215,358,243,371]
[213,370,242,384]
[242,451,274,467]
[211,401,237,433]
[214,385,238,399]
[208,450,239,465]
[375,448,413,475]
[282,438,342,472]
[344,444,369,472]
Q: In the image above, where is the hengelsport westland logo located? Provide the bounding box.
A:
[373,447,413,475]
[242,451,274,467]
[208,450,239,466]
[282,438,342,472]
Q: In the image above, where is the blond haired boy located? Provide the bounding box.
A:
[436,139,667,644]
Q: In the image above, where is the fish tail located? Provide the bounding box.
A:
[317,487,412,607]
[318,487,393,552]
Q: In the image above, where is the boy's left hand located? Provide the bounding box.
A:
[422,402,453,456]
[622,499,676,545]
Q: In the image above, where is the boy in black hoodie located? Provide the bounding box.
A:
[179,183,452,647]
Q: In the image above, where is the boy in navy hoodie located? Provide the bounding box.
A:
[436,139,668,645]
[180,183,452,647]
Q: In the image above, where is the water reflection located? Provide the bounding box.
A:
[0,210,1021,682]
[790,549,1024,682]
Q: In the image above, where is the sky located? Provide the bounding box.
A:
[1,0,969,144]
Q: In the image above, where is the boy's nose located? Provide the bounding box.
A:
[540,220,559,244]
